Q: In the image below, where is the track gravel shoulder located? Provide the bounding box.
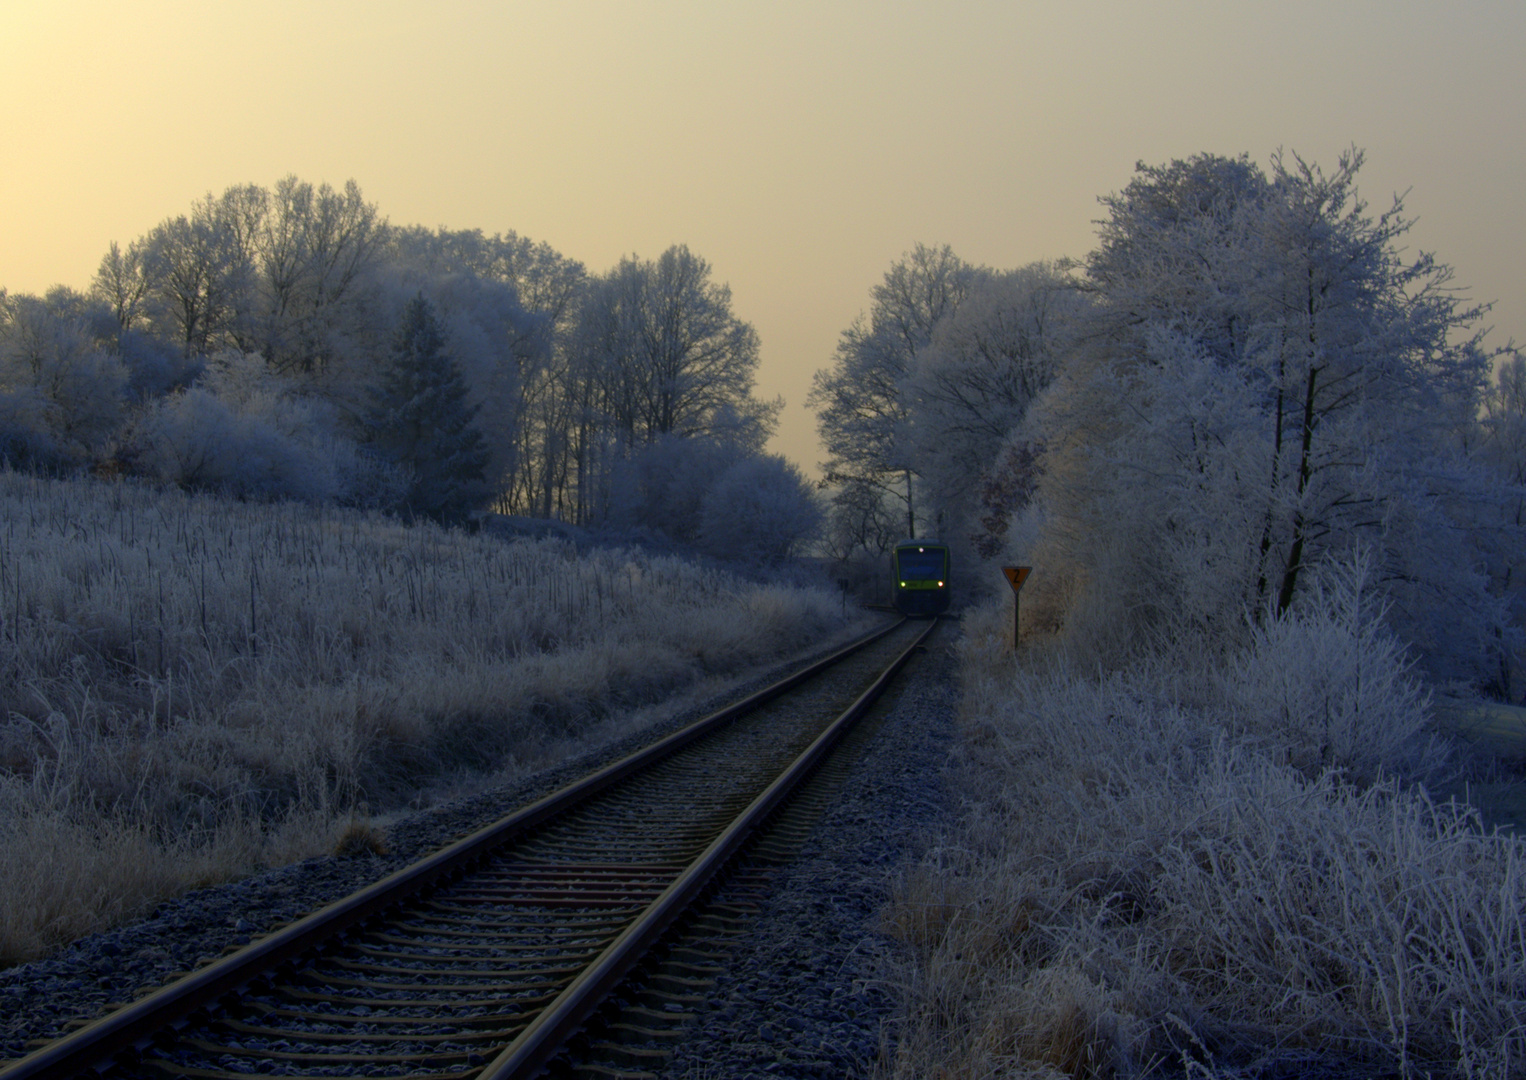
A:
[659,622,958,1079]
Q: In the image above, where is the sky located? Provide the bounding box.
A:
[2,0,1522,474]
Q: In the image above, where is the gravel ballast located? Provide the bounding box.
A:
[659,623,957,1079]
[0,617,958,1076]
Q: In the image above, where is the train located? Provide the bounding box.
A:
[892,539,951,616]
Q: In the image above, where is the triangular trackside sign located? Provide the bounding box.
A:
[1002,566,1031,593]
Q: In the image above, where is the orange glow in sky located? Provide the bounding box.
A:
[2,0,1521,472]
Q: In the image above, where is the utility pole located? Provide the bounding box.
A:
[905,468,915,539]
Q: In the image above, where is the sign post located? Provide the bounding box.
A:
[1001,566,1031,650]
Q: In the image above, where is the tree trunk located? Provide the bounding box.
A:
[1276,361,1320,615]
[1254,355,1288,615]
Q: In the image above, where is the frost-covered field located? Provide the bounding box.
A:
[0,470,853,965]
[884,601,1525,1079]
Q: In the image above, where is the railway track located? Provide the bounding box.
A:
[4,617,937,1080]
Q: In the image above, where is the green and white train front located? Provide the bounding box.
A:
[892,540,950,616]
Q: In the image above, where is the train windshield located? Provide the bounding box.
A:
[898,549,945,581]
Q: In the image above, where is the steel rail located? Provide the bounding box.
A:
[0,618,905,1080]
[480,616,939,1079]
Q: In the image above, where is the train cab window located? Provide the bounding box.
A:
[897,549,945,580]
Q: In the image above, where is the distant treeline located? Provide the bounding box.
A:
[0,178,817,563]
[815,149,1525,691]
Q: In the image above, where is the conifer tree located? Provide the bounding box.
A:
[366,295,489,523]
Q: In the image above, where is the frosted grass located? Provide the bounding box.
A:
[0,469,851,964]
[883,604,1525,1079]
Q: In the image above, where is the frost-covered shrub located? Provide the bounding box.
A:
[33,347,128,456]
[603,435,741,543]
[132,351,376,502]
[0,389,63,469]
[1219,593,1433,784]
[599,437,822,565]
[0,292,128,463]
[133,388,327,499]
[196,349,282,409]
[698,454,822,565]
[885,634,1524,1079]
[331,443,411,511]
[117,328,199,399]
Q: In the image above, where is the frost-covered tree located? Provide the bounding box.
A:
[904,262,1084,559]
[357,268,543,513]
[1025,149,1511,680]
[562,245,779,528]
[140,198,250,359]
[1480,354,1526,497]
[365,296,489,523]
[820,475,902,560]
[248,177,383,376]
[386,226,583,341]
[811,243,978,544]
[92,240,151,335]
[575,244,773,447]
[399,227,589,518]
[110,178,385,382]
[387,225,587,514]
